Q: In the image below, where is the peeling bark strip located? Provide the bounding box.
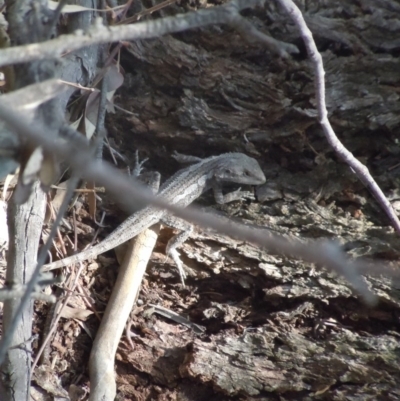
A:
[1,183,46,400]
[89,225,160,401]
[0,0,100,398]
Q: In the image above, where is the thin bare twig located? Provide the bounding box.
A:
[31,262,85,376]
[94,65,108,160]
[0,0,297,68]
[94,0,109,161]
[276,0,400,234]
[0,101,385,308]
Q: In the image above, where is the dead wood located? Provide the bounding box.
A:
[89,224,160,401]
[0,0,101,399]
[1,1,400,400]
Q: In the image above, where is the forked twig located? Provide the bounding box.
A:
[276,0,400,234]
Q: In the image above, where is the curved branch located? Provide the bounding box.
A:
[276,0,400,234]
[89,225,159,401]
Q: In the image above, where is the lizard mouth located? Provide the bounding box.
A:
[253,175,267,185]
[222,175,266,186]
[239,174,266,186]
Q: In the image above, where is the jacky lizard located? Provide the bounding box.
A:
[42,153,266,272]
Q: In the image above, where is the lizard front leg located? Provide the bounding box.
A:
[212,182,254,204]
[161,215,193,285]
[132,151,161,193]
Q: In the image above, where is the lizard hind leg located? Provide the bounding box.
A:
[161,215,193,286]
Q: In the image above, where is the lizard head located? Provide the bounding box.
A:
[214,153,266,185]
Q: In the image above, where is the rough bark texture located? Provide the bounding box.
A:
[15,0,400,399]
[2,183,46,401]
[0,0,100,399]
[102,1,400,400]
[1,1,57,399]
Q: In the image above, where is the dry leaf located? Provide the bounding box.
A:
[84,65,124,139]
[60,305,93,321]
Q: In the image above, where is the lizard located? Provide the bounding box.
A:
[42,152,266,276]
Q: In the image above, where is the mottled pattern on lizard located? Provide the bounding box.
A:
[42,153,266,272]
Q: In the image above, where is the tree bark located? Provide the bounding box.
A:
[0,0,100,399]
[1,183,46,400]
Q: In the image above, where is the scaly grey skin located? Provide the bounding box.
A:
[42,153,266,271]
